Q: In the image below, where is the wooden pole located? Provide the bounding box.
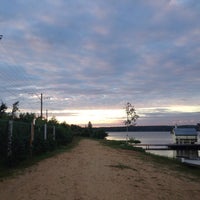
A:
[44,123,47,140]
[53,126,55,140]
[7,120,13,157]
[40,93,43,119]
[46,109,48,121]
[30,122,34,157]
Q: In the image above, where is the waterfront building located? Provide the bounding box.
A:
[171,127,198,144]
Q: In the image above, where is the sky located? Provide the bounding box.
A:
[0,0,200,127]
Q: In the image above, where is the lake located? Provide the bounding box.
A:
[106,131,172,144]
[106,131,200,159]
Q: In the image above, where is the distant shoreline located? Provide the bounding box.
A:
[99,125,197,132]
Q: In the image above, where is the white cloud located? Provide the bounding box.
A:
[1,0,200,125]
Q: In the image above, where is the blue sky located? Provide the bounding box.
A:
[0,0,200,126]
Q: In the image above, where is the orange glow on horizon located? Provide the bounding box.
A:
[48,105,200,127]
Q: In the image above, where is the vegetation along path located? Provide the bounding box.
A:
[0,139,200,200]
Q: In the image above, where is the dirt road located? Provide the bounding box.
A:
[0,139,200,200]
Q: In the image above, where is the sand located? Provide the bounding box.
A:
[0,139,200,200]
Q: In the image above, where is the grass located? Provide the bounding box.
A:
[101,140,145,152]
[102,139,200,180]
[108,163,137,171]
[0,137,81,181]
[141,152,200,181]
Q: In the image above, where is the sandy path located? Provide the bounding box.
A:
[0,139,200,200]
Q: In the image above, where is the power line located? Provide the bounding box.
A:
[0,41,40,95]
[0,36,54,117]
[0,37,45,113]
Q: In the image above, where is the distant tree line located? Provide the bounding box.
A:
[75,121,108,139]
[103,125,198,132]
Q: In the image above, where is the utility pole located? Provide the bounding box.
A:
[32,92,49,119]
[46,109,48,121]
[40,93,43,118]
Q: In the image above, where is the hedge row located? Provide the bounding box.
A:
[0,120,73,166]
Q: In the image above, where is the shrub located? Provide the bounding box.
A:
[0,120,74,166]
[128,137,141,144]
[90,129,108,139]
[56,125,73,145]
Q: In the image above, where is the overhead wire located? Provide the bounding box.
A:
[0,36,58,119]
[0,40,44,113]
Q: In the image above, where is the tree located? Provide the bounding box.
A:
[124,102,139,140]
[88,121,93,133]
[0,101,7,118]
[19,112,36,123]
[11,101,19,119]
[48,116,58,125]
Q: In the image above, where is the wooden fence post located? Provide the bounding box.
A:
[53,126,55,140]
[30,122,34,157]
[44,123,47,140]
[7,120,13,157]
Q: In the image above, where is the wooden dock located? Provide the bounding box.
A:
[136,143,200,150]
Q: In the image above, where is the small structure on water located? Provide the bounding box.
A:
[171,127,198,144]
[171,127,199,160]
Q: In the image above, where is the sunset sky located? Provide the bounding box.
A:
[0,0,200,127]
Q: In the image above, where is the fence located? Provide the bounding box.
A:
[0,119,73,165]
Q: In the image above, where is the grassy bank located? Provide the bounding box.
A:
[102,140,200,180]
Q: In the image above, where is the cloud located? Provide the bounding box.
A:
[1,0,200,125]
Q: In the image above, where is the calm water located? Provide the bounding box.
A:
[106,131,172,144]
[106,131,200,159]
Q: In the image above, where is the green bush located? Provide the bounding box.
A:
[80,129,90,137]
[90,129,108,139]
[0,120,8,160]
[10,121,31,164]
[128,137,141,144]
[0,120,74,166]
[56,125,73,145]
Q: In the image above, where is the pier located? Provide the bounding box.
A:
[136,143,200,150]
